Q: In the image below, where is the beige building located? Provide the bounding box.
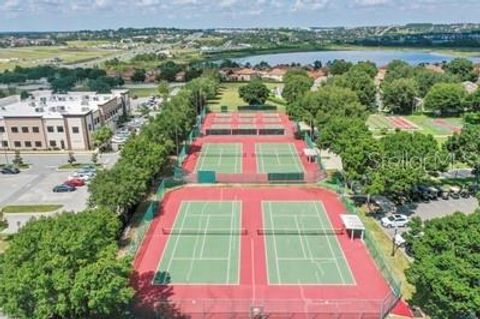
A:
[0,90,130,151]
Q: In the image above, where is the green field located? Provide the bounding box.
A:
[262,201,354,285]
[256,143,304,174]
[195,143,243,174]
[155,201,242,284]
[1,205,63,214]
[0,44,121,71]
[129,87,159,98]
[208,83,285,112]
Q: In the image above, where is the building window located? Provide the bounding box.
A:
[25,141,32,148]
[35,141,42,148]
[0,126,4,133]
[49,140,57,147]
[47,126,54,133]
[21,127,29,133]
[14,141,21,148]
[72,126,80,134]
[88,124,92,131]
[57,126,64,133]
[32,127,40,133]
[11,127,18,133]
[1,141,7,148]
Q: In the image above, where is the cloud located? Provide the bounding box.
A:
[293,0,330,11]
[354,0,389,6]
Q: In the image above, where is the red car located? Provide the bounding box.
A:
[64,178,85,187]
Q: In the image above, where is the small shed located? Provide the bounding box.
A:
[340,214,365,240]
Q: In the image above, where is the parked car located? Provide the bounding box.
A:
[468,183,479,196]
[381,214,409,228]
[411,186,430,202]
[449,186,461,199]
[53,184,76,192]
[418,185,438,201]
[440,185,451,200]
[1,165,20,174]
[68,171,95,181]
[64,178,85,187]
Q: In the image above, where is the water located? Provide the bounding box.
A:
[232,50,480,66]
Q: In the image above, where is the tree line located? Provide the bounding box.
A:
[0,71,220,319]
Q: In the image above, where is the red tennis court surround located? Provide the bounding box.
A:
[203,112,296,136]
[182,135,323,181]
[132,186,396,318]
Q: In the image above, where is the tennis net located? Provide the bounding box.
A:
[162,228,248,235]
[257,228,344,235]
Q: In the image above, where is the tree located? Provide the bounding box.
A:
[327,59,353,75]
[330,69,376,107]
[87,78,112,93]
[413,67,458,97]
[406,212,480,319]
[67,151,76,165]
[444,58,477,82]
[12,150,23,166]
[238,79,270,105]
[131,69,146,83]
[20,91,30,100]
[444,125,480,180]
[465,89,480,111]
[313,60,322,70]
[350,61,378,79]
[381,78,418,114]
[92,127,114,148]
[383,60,414,83]
[157,80,170,100]
[423,83,466,115]
[157,61,182,82]
[282,71,313,104]
[0,208,134,319]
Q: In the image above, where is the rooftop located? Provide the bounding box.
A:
[0,90,128,119]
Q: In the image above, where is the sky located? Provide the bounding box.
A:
[0,0,479,32]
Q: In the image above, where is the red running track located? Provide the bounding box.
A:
[132,186,394,318]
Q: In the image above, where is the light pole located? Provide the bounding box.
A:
[391,227,398,257]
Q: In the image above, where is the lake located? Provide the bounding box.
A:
[233,50,480,66]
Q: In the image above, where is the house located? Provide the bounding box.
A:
[231,68,258,82]
[175,71,186,82]
[261,68,288,82]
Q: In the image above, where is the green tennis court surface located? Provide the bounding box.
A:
[155,201,242,284]
[196,143,242,173]
[262,201,354,285]
[256,143,304,174]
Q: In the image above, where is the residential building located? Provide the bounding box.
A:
[0,90,130,151]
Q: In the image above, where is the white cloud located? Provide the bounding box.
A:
[354,0,389,5]
[293,0,330,11]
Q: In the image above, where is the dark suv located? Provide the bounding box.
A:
[1,165,20,174]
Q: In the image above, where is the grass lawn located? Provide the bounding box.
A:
[208,82,286,112]
[57,163,99,170]
[358,208,414,300]
[0,45,122,71]
[1,205,63,214]
[0,163,30,169]
[130,87,158,98]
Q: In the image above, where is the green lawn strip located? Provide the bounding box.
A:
[2,205,63,214]
[130,87,158,98]
[358,208,414,300]
[57,163,100,170]
[0,163,30,169]
[208,82,285,112]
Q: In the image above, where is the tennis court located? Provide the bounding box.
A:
[255,143,304,174]
[195,143,242,173]
[155,200,242,284]
[262,201,354,285]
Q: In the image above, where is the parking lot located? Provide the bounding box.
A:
[381,195,478,239]
[1,152,119,233]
